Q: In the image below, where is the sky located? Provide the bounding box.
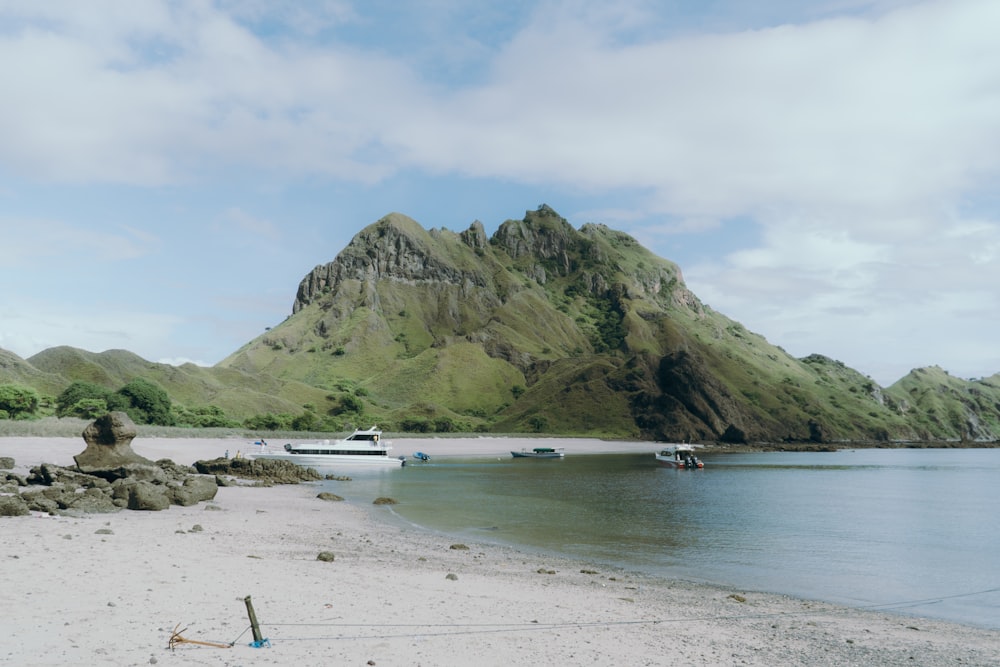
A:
[1,0,998,387]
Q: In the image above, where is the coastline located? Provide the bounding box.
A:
[3,437,999,666]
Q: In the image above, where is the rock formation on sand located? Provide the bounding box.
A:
[0,412,219,515]
[73,411,154,471]
[0,413,325,517]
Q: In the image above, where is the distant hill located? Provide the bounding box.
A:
[4,205,1000,443]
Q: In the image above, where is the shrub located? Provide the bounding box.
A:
[434,417,456,433]
[181,405,238,428]
[115,378,174,426]
[55,381,111,417]
[528,415,548,432]
[399,417,431,433]
[291,411,319,431]
[337,394,364,414]
[244,413,293,430]
[0,384,40,419]
[69,398,109,420]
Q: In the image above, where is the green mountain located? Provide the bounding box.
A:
[4,205,1000,443]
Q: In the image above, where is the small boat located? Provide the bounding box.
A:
[655,444,704,469]
[412,451,430,462]
[511,447,565,459]
[246,426,404,468]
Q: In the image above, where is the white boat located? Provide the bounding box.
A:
[511,447,565,459]
[247,426,404,468]
[655,444,704,469]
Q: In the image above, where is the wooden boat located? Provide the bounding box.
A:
[511,447,565,459]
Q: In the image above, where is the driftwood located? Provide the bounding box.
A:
[167,623,232,650]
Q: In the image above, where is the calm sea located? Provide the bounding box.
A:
[317,446,1000,629]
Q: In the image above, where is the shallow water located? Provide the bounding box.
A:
[318,447,1000,629]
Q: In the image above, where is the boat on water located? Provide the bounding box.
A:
[412,451,430,462]
[511,447,565,459]
[246,426,404,468]
[655,444,704,469]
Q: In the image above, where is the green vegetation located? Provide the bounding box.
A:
[0,384,40,419]
[3,206,999,444]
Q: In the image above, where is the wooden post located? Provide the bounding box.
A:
[244,595,263,644]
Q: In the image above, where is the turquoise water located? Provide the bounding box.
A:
[317,447,1000,629]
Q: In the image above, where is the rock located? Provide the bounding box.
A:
[167,476,219,506]
[2,471,26,487]
[21,489,59,514]
[0,494,29,516]
[125,480,171,511]
[194,457,322,485]
[62,487,118,513]
[74,412,154,473]
[316,551,336,562]
[372,497,398,505]
[0,456,15,469]
[317,492,344,502]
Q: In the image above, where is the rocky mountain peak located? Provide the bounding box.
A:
[293,213,491,313]
[493,204,577,265]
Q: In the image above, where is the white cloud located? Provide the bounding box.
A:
[1,0,999,384]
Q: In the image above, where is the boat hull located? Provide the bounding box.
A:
[511,451,564,458]
[655,456,703,469]
[247,452,404,467]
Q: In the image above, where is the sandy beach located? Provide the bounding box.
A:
[2,436,999,666]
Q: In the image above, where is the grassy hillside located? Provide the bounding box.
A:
[4,206,999,444]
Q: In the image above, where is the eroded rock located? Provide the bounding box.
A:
[74,412,154,472]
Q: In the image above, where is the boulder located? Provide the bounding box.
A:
[74,412,154,472]
[167,476,219,506]
[21,489,60,514]
[0,456,15,469]
[62,487,118,513]
[0,494,29,516]
[125,480,171,511]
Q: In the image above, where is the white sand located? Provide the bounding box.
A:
[2,437,999,666]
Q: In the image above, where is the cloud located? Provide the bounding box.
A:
[1,0,998,383]
[4,0,996,217]
[392,1,1000,221]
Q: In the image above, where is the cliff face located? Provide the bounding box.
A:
[216,204,1000,442]
[294,213,493,313]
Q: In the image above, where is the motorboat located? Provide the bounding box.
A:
[412,451,430,462]
[511,447,565,459]
[655,444,704,469]
[246,426,404,468]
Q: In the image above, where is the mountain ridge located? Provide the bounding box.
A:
[3,205,1000,443]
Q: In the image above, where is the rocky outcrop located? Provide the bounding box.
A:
[74,411,154,472]
[0,414,223,516]
[293,213,493,313]
[194,457,322,485]
[7,457,218,515]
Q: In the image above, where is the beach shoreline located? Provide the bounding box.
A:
[3,436,999,666]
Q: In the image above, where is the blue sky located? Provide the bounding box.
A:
[1,0,998,386]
